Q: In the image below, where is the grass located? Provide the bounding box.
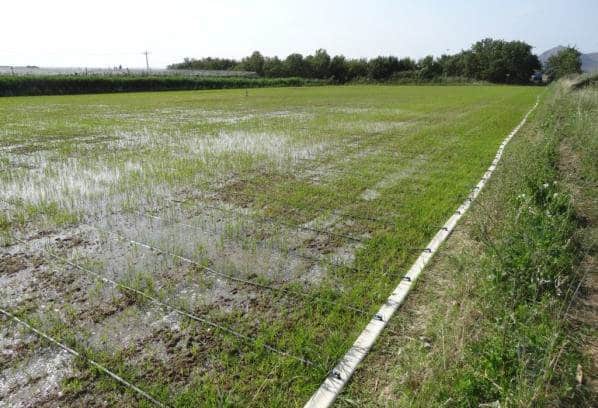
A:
[0,85,542,406]
[339,79,597,406]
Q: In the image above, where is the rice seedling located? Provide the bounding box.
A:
[0,85,541,406]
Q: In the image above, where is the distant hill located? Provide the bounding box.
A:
[581,53,598,72]
[538,46,566,64]
[539,46,598,72]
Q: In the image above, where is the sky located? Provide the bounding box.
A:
[1,0,597,68]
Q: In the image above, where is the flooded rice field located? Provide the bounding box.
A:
[0,85,541,406]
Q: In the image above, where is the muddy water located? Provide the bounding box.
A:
[0,346,75,407]
[0,194,368,404]
[0,104,378,405]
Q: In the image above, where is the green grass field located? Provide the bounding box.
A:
[0,85,541,406]
[338,79,597,407]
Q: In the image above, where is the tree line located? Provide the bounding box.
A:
[169,38,543,84]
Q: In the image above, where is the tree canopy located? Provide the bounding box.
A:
[545,47,582,80]
[169,38,542,84]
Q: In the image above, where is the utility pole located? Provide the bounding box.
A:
[143,50,150,74]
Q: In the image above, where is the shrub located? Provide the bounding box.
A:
[0,75,325,97]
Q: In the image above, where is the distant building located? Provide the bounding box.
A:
[530,70,542,83]
[530,70,551,84]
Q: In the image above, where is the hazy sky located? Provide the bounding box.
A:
[1,0,597,68]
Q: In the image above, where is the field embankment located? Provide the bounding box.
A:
[0,75,323,97]
[339,77,597,406]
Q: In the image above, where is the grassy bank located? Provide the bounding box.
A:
[340,78,597,406]
[0,75,324,96]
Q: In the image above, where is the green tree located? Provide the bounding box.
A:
[329,55,349,83]
[168,57,239,70]
[168,37,540,83]
[397,57,417,71]
[240,51,265,76]
[346,58,368,80]
[460,51,480,79]
[437,54,461,77]
[545,46,582,79]
[284,53,308,77]
[368,56,399,80]
[306,49,331,79]
[503,41,541,83]
[263,57,286,77]
[467,38,539,83]
[418,55,442,79]
[471,38,507,82]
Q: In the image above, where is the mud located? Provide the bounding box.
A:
[0,103,382,406]
[0,347,75,408]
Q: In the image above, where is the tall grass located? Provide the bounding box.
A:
[453,78,596,406]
